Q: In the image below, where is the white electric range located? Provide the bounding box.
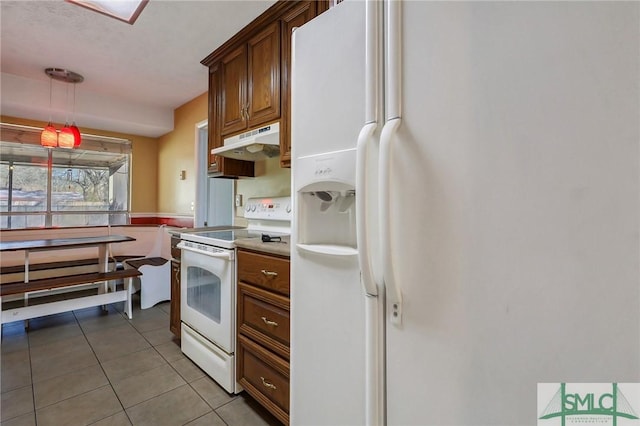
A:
[177,196,291,393]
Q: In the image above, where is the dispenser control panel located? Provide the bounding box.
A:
[244,196,292,221]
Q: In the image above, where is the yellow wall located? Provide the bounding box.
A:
[234,157,291,225]
[157,92,208,216]
[155,89,292,222]
[1,115,158,214]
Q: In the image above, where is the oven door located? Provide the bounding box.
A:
[179,242,235,353]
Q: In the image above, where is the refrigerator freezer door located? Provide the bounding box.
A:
[291,1,369,425]
[290,2,366,160]
[386,2,639,424]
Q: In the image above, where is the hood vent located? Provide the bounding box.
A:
[212,122,280,161]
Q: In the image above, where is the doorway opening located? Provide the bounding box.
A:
[194,121,233,228]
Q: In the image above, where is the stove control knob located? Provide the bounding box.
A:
[286,204,291,213]
[245,204,251,212]
[251,204,257,212]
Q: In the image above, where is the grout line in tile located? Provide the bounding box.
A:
[73,307,129,423]
[28,322,36,425]
[184,408,230,426]
[122,382,199,414]
[185,379,235,426]
[0,384,34,424]
[33,383,115,421]
[212,395,242,412]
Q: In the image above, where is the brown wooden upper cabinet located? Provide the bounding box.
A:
[202,1,336,176]
[220,22,281,137]
[209,63,256,178]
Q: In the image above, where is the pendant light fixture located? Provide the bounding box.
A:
[40,68,84,149]
[58,126,75,148]
[41,123,58,147]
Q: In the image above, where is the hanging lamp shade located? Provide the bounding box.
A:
[71,123,82,147]
[41,123,58,147]
[44,68,84,148]
[58,124,75,149]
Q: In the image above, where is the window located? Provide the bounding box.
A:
[0,124,131,229]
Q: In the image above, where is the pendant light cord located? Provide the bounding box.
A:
[48,77,53,123]
[64,82,69,125]
[72,83,76,124]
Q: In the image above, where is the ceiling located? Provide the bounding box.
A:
[0,0,277,138]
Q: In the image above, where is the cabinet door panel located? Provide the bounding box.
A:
[209,62,255,177]
[170,260,181,337]
[238,282,290,359]
[221,44,248,136]
[237,334,289,424]
[237,250,290,296]
[208,64,222,170]
[247,21,281,128]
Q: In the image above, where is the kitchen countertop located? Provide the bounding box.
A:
[235,236,291,257]
[170,226,290,257]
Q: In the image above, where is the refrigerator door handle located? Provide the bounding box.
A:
[379,117,403,325]
[380,0,402,325]
[357,122,379,297]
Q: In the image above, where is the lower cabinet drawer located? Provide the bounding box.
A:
[237,250,290,296]
[238,282,290,359]
[237,334,289,425]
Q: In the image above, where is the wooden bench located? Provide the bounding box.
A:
[124,257,170,309]
[0,255,143,278]
[3,257,115,285]
[0,268,141,325]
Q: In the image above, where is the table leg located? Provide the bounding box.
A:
[124,277,133,319]
[98,244,109,272]
[98,244,109,311]
[24,250,30,328]
[25,250,30,283]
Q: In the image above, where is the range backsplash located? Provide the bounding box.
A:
[234,157,291,225]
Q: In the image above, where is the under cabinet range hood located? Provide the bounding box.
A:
[212,122,280,161]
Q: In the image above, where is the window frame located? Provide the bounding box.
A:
[0,123,131,230]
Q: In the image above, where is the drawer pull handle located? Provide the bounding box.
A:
[260,376,277,390]
[261,270,278,277]
[261,316,278,327]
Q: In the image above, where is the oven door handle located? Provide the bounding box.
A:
[177,242,234,260]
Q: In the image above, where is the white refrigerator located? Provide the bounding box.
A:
[290,1,639,425]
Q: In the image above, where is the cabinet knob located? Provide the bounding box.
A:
[261,316,278,327]
[261,269,278,277]
[260,376,277,390]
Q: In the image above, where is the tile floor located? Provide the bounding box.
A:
[0,296,281,426]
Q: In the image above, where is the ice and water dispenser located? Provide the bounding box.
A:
[295,149,358,256]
